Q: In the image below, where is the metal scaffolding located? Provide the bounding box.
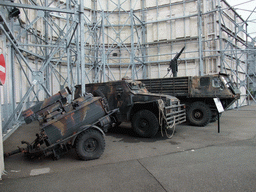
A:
[0,0,84,140]
[0,0,255,140]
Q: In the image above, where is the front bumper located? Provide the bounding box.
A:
[165,103,186,127]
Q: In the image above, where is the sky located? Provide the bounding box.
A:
[226,0,256,39]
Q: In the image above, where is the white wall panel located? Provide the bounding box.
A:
[148,64,160,78]
[153,22,165,41]
[108,0,118,11]
[185,18,190,37]
[146,23,154,42]
[122,0,130,10]
[157,7,169,20]
[132,0,141,10]
[97,0,107,10]
[186,1,197,13]
[85,0,92,9]
[175,19,185,38]
[146,0,156,8]
[158,0,170,6]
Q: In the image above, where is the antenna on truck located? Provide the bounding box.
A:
[167,46,185,77]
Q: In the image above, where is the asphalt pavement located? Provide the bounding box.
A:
[1,103,256,191]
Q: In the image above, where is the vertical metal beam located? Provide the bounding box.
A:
[101,11,106,82]
[92,0,98,83]
[198,0,204,76]
[130,9,135,80]
[156,0,160,77]
[235,14,239,108]
[246,22,249,105]
[217,0,224,73]
[66,0,71,90]
[141,0,147,79]
[76,27,80,85]
[80,0,85,94]
[44,0,50,96]
[10,19,16,118]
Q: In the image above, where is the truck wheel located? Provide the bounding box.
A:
[187,102,212,126]
[75,129,105,160]
[132,110,159,138]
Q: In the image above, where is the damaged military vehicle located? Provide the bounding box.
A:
[5,87,118,160]
[75,79,186,138]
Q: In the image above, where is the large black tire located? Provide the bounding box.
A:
[132,110,159,138]
[187,102,212,126]
[75,129,105,160]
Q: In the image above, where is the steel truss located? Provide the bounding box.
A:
[0,0,147,140]
[0,0,255,140]
[216,0,256,106]
[0,0,86,140]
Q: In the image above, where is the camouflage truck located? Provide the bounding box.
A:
[5,87,118,160]
[75,79,186,138]
[140,73,240,126]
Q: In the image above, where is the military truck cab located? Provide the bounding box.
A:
[187,73,240,125]
[141,73,240,127]
[191,73,240,104]
[75,80,186,138]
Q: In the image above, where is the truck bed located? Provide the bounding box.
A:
[140,77,190,97]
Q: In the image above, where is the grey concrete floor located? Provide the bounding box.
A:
[1,103,256,191]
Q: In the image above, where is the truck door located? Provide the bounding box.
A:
[114,84,129,122]
[116,85,124,108]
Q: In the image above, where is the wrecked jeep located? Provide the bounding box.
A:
[5,87,118,160]
[75,79,186,138]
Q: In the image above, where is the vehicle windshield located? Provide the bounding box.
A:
[219,75,241,95]
[129,82,140,90]
[128,81,147,91]
[220,76,230,88]
[212,77,223,88]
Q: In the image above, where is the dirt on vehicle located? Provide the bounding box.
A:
[75,79,186,138]
[141,73,240,126]
[5,87,118,160]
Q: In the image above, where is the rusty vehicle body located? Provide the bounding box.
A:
[5,87,118,160]
[140,73,240,126]
[75,80,186,138]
